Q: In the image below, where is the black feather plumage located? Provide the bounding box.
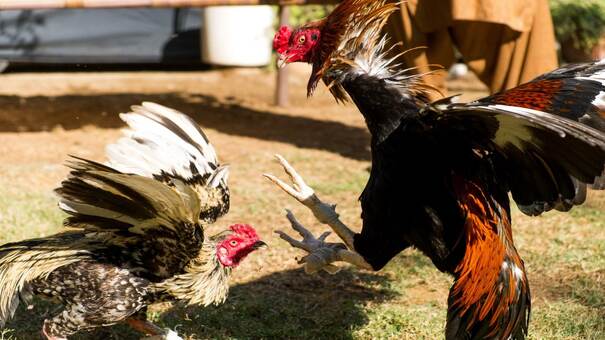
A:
[277,1,605,339]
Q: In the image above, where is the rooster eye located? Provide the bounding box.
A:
[229,240,238,247]
[298,36,306,44]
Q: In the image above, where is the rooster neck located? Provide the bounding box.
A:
[340,72,425,144]
[306,0,394,96]
[151,241,231,306]
[308,0,429,143]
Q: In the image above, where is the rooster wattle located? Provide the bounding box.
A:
[0,102,265,339]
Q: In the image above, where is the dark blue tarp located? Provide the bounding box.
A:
[0,8,201,63]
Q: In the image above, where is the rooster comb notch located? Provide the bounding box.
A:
[273,26,292,54]
[230,224,259,239]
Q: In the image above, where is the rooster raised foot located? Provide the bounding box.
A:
[264,155,372,273]
[277,210,344,274]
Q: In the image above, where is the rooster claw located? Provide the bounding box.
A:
[263,154,315,203]
[275,210,346,274]
[267,155,373,271]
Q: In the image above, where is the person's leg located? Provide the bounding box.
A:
[451,0,557,93]
[385,2,455,100]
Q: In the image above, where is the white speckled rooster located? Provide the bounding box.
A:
[0,102,265,339]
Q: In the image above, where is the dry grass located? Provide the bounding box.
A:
[0,67,603,339]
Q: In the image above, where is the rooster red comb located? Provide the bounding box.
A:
[273,26,292,54]
[230,224,259,240]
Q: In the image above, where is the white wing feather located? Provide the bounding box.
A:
[106,102,225,185]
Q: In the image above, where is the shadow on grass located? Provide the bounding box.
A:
[157,268,395,339]
[0,92,370,161]
[4,268,395,340]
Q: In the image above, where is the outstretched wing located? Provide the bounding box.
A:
[476,60,605,132]
[56,157,206,277]
[106,102,229,223]
[432,60,605,215]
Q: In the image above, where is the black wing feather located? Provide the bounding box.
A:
[432,60,605,215]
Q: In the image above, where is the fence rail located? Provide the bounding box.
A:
[0,0,337,9]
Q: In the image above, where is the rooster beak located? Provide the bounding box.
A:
[252,240,267,250]
[277,55,288,69]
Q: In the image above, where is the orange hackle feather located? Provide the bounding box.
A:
[451,178,527,337]
[451,180,504,318]
[304,0,399,96]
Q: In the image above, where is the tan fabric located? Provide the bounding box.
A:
[405,0,536,33]
[386,0,558,100]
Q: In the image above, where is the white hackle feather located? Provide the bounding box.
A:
[323,3,432,103]
[153,242,231,307]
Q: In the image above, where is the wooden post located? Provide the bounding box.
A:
[275,5,289,107]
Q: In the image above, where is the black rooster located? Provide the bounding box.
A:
[0,102,265,339]
[268,1,605,339]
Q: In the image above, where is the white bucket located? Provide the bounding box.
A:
[201,6,274,67]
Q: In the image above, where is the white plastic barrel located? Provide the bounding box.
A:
[201,6,274,67]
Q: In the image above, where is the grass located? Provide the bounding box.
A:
[0,65,602,339]
[0,174,602,340]
[0,187,64,242]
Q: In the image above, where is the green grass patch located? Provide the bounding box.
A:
[0,180,602,339]
[0,187,64,243]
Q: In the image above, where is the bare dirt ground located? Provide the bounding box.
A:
[0,66,602,339]
[0,64,376,279]
[0,64,487,286]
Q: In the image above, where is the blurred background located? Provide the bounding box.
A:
[1,1,604,80]
[0,1,603,339]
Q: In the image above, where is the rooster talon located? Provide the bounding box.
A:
[318,231,331,241]
[303,254,334,274]
[275,155,302,180]
[285,210,314,238]
[275,230,312,252]
[263,173,299,198]
[323,264,342,274]
[267,155,315,201]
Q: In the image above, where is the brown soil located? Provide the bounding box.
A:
[0,65,488,320]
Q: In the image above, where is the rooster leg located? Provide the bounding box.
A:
[125,318,183,340]
[125,317,164,335]
[275,207,372,274]
[264,154,357,250]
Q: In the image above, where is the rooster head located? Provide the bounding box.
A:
[216,224,265,267]
[273,25,322,68]
[272,1,398,97]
